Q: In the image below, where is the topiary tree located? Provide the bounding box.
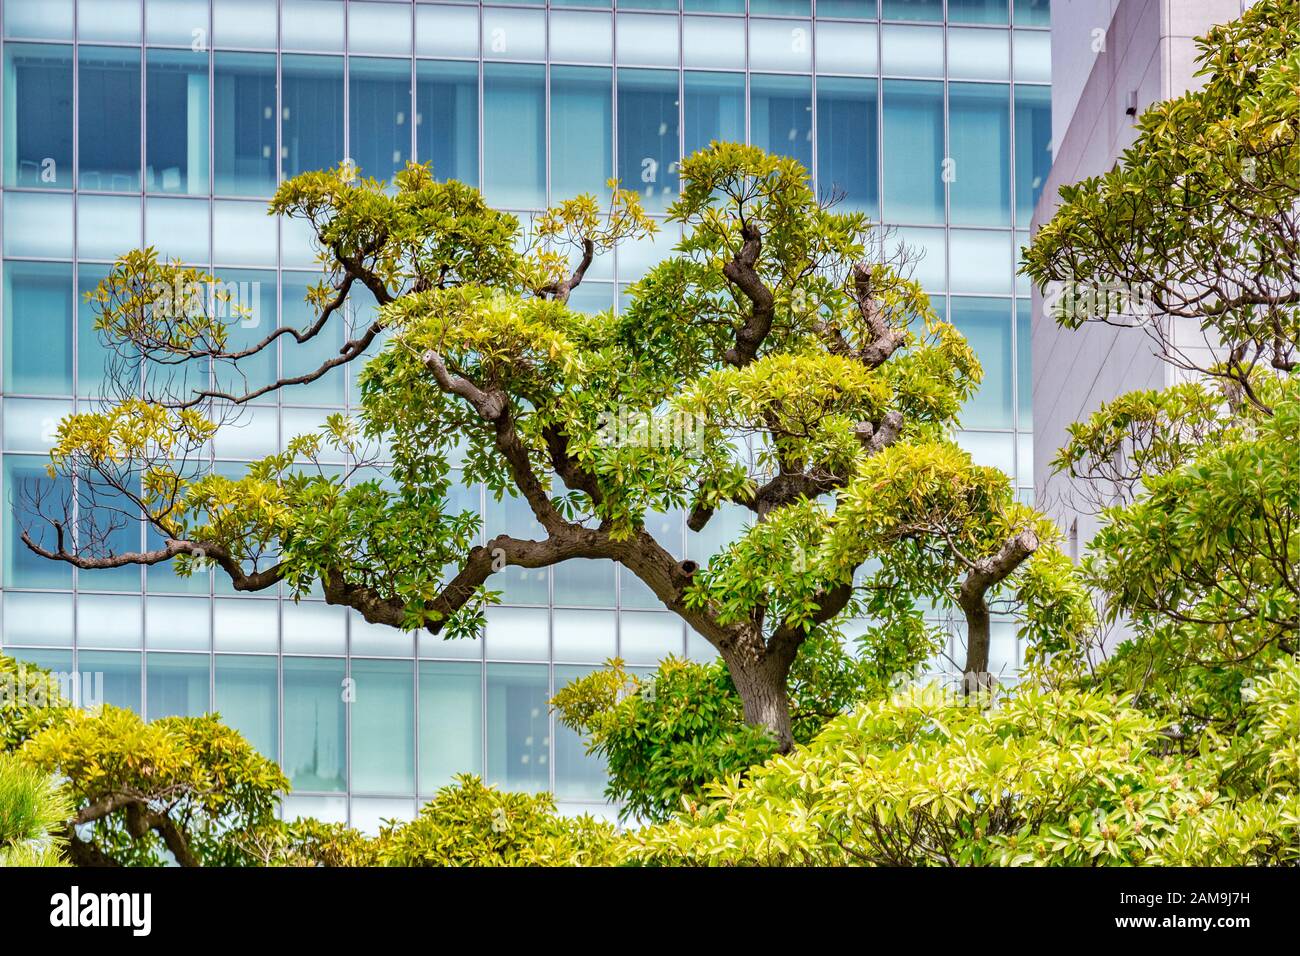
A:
[21,145,1085,753]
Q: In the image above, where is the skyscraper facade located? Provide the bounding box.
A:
[0,0,1051,828]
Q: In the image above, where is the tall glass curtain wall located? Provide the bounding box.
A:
[0,0,1051,827]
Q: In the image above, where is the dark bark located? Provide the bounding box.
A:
[957,530,1039,678]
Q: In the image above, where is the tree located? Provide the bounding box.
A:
[1,653,287,867]
[0,753,71,867]
[1023,0,1299,730]
[23,145,1082,752]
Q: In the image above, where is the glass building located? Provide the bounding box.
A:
[0,0,1051,828]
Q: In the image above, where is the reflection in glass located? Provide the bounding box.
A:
[883,80,943,225]
[751,74,812,173]
[817,77,878,218]
[1014,84,1052,227]
[949,83,1011,226]
[618,69,679,213]
[950,296,1013,429]
[419,661,483,791]
[684,72,743,159]
[3,261,73,395]
[80,47,142,191]
[416,60,478,186]
[282,54,345,181]
[349,57,411,183]
[2,44,73,189]
[551,67,613,201]
[147,653,210,719]
[215,654,279,761]
[283,656,347,791]
[484,63,545,209]
[351,659,415,794]
[486,663,549,793]
[214,52,276,196]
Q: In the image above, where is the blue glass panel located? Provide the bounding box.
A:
[750,0,810,14]
[3,261,73,395]
[949,0,1009,24]
[485,663,549,794]
[419,661,482,791]
[283,656,347,791]
[79,47,142,191]
[146,49,210,196]
[551,66,613,201]
[351,658,415,794]
[78,650,142,713]
[349,57,412,183]
[618,68,679,213]
[4,455,73,588]
[282,0,344,52]
[483,63,545,209]
[2,44,73,189]
[1017,298,1032,429]
[347,0,412,56]
[76,264,113,398]
[214,52,276,196]
[1015,0,1051,26]
[949,82,1011,226]
[817,76,879,218]
[146,0,211,47]
[146,652,210,719]
[416,60,478,186]
[80,0,142,43]
[213,0,277,50]
[684,71,743,159]
[950,296,1013,429]
[882,79,943,225]
[882,0,941,20]
[817,0,874,16]
[751,74,812,174]
[1014,84,1052,227]
[4,0,74,39]
[282,54,345,180]
[554,664,608,800]
[215,654,278,761]
[281,272,348,405]
[750,19,813,73]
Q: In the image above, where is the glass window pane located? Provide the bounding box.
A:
[949,82,1011,226]
[213,0,277,49]
[415,60,478,186]
[146,0,210,47]
[684,71,743,159]
[351,658,415,793]
[882,79,943,225]
[881,24,943,78]
[209,267,276,396]
[281,0,343,51]
[484,63,545,208]
[949,27,1010,81]
[214,51,276,196]
[146,49,210,196]
[80,0,142,43]
[554,664,607,800]
[146,197,211,262]
[882,0,942,19]
[3,193,74,258]
[78,194,142,260]
[1014,84,1052,227]
[750,0,809,13]
[77,263,113,397]
[4,455,73,589]
[815,21,876,76]
[79,47,142,191]
[1015,0,1051,27]
[483,8,545,61]
[750,74,812,173]
[950,296,1013,429]
[4,397,70,451]
[1016,298,1033,429]
[617,13,679,68]
[553,609,616,663]
[750,19,812,73]
[3,261,73,395]
[415,4,478,58]
[78,650,142,713]
[213,199,276,264]
[349,57,412,182]
[1014,30,1051,83]
[281,54,345,181]
[951,228,1013,294]
[949,0,1009,24]
[618,68,679,213]
[817,76,878,218]
[485,662,548,794]
[419,661,482,792]
[348,0,412,56]
[213,597,277,652]
[551,66,612,201]
[215,654,278,761]
[552,558,615,608]
[3,44,74,189]
[145,596,211,649]
[485,606,548,661]
[280,272,349,405]
[817,0,874,16]
[147,652,210,719]
[960,429,1015,474]
[683,16,743,71]
[894,225,945,293]
[4,0,74,39]
[620,610,682,666]
[3,591,73,647]
[550,11,611,64]
[283,656,346,790]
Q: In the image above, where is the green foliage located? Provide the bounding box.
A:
[623,654,1300,867]
[0,753,71,867]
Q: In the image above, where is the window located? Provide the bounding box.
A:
[949,83,1011,226]
[79,47,142,191]
[4,456,73,588]
[415,60,478,186]
[950,297,1013,429]
[147,0,215,47]
[883,80,943,225]
[78,650,143,714]
[2,44,73,189]
[281,272,349,405]
[213,269,278,398]
[419,661,482,792]
[1015,84,1052,227]
[283,656,347,791]
[750,19,812,73]
[282,54,345,181]
[617,69,679,214]
[881,0,942,19]
[684,72,743,159]
[147,653,211,719]
[349,57,412,183]
[1017,298,1033,429]
[147,49,210,196]
[214,52,276,196]
[950,0,1010,24]
[551,67,612,202]
[751,74,813,174]
[215,655,279,762]
[351,659,415,794]
[486,663,549,794]
[282,0,345,53]
[553,665,608,800]
[483,63,545,209]
[817,77,879,218]
[553,558,616,608]
[77,264,113,398]
[3,261,73,395]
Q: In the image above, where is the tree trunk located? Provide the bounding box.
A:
[722,650,796,753]
[960,596,990,677]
